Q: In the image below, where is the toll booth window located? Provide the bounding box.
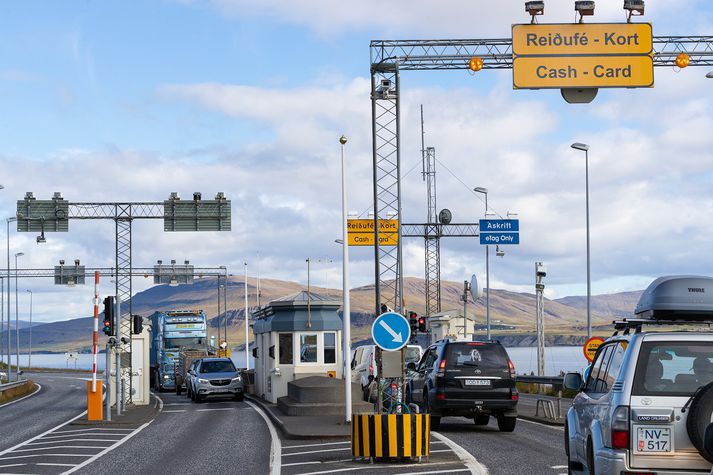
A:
[324,332,336,364]
[300,334,318,363]
[279,333,293,365]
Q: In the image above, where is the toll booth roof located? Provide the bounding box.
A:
[252,291,343,334]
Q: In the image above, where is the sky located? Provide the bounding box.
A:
[1,0,713,323]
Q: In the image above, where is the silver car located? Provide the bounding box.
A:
[564,276,713,474]
[189,357,244,402]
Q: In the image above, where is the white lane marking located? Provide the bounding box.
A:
[551,466,568,469]
[432,431,490,475]
[245,400,281,475]
[13,446,107,453]
[163,410,187,413]
[0,411,86,457]
[401,470,471,475]
[0,383,42,409]
[37,433,125,440]
[163,403,191,406]
[52,428,133,433]
[64,421,152,474]
[27,439,120,446]
[282,447,351,456]
[282,441,351,449]
[298,462,464,475]
[282,458,354,467]
[0,453,93,460]
[36,463,76,467]
[0,463,26,468]
[519,418,565,432]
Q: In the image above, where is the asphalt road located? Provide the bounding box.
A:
[76,390,272,474]
[0,372,89,453]
[438,415,568,475]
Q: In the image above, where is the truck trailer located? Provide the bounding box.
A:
[149,310,209,391]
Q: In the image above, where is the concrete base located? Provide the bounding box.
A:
[277,376,372,416]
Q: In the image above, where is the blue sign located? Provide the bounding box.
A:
[480,232,520,245]
[479,219,519,232]
[479,219,519,245]
[371,312,411,352]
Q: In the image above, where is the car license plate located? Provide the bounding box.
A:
[636,427,672,453]
[464,379,490,386]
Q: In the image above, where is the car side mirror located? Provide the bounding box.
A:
[704,423,713,457]
[563,372,583,391]
[406,362,417,371]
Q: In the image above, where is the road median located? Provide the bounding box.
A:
[0,380,38,406]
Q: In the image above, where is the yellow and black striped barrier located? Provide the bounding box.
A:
[352,413,430,459]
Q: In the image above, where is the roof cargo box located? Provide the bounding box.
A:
[635,275,713,320]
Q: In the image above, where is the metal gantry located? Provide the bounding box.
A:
[369,33,713,325]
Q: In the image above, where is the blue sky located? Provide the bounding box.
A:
[1,0,713,322]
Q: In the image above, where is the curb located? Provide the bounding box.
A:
[245,395,350,440]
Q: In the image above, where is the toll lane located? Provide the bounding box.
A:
[0,373,89,453]
[75,391,271,474]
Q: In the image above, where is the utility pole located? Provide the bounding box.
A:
[535,262,546,377]
[462,280,470,339]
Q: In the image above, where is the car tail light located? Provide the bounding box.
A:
[508,360,516,379]
[611,405,630,450]
[437,359,446,376]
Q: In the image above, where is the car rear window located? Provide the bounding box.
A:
[445,343,508,369]
[200,360,236,373]
[633,341,713,396]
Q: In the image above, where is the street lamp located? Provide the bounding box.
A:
[26,290,32,369]
[339,134,352,424]
[14,251,24,380]
[571,142,592,340]
[707,71,713,78]
[473,187,491,340]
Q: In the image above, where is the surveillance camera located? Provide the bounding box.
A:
[535,262,547,277]
[108,337,117,346]
[120,337,129,345]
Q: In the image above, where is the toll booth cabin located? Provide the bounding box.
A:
[252,291,343,404]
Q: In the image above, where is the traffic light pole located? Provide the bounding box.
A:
[105,342,111,422]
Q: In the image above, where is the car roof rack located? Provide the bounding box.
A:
[612,317,713,336]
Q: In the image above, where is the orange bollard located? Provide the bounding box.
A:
[87,380,103,421]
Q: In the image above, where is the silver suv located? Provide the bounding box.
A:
[564,276,713,474]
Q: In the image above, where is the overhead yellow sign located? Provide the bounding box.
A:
[512,23,653,56]
[347,219,398,247]
[513,55,653,89]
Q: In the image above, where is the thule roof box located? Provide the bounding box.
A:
[634,275,713,321]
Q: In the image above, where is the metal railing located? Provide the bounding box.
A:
[515,375,564,386]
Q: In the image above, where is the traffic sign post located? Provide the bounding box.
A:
[583,336,605,363]
[372,312,411,352]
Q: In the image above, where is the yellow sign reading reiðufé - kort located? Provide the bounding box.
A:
[513,55,653,89]
[347,219,399,247]
[512,23,653,56]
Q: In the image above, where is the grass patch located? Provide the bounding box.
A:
[0,380,37,405]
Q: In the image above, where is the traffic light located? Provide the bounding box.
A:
[132,315,144,335]
[409,311,418,333]
[418,316,427,333]
[103,296,115,336]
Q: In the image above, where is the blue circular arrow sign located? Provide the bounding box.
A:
[371,312,411,351]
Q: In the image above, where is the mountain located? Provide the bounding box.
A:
[0,276,642,353]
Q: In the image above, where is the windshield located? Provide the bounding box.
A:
[633,341,713,396]
[165,337,205,349]
[200,360,236,374]
[445,343,508,369]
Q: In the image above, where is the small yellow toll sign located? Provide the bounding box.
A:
[583,336,606,363]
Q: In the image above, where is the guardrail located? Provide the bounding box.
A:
[515,375,564,386]
[0,379,30,393]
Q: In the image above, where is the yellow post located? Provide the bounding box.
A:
[87,380,103,421]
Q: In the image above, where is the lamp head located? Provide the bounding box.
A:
[339,135,347,145]
[473,187,488,194]
[15,252,24,258]
[571,142,590,152]
[707,71,713,79]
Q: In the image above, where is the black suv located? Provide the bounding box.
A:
[406,339,518,431]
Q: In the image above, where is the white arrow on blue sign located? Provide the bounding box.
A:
[371,312,411,351]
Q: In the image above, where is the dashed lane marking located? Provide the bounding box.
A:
[283,441,350,449]
[283,447,351,457]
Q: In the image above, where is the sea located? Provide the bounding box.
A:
[0,345,589,376]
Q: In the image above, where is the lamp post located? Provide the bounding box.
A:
[473,187,490,340]
[339,134,352,424]
[571,142,592,339]
[14,251,24,380]
[26,290,32,369]
[6,217,17,380]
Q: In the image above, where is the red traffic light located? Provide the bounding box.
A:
[417,317,427,332]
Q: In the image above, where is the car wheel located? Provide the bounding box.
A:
[195,393,203,403]
[686,381,713,463]
[474,414,489,425]
[234,393,244,402]
[176,383,182,396]
[496,413,516,432]
[186,384,192,399]
[191,389,197,402]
